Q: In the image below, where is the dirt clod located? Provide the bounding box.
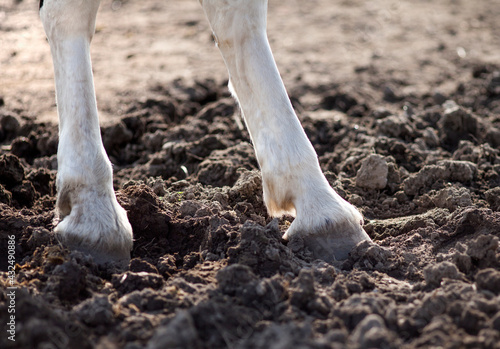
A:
[356,154,388,190]
[112,271,165,294]
[475,268,500,295]
[423,261,461,287]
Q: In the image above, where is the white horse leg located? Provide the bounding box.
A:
[40,0,133,264]
[200,0,371,261]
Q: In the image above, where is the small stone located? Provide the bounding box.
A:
[356,154,388,190]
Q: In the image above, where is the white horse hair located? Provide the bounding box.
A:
[39,0,371,265]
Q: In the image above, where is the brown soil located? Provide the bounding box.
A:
[1,0,500,348]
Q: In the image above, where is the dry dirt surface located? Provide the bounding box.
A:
[1,0,500,348]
